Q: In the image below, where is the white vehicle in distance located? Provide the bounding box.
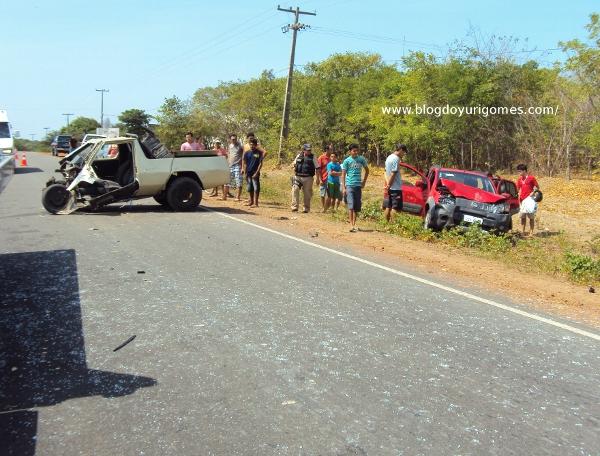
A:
[0,110,16,192]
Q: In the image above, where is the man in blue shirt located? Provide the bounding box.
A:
[341,144,369,232]
[383,144,407,222]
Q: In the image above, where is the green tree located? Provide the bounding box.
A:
[117,109,152,136]
[154,96,191,150]
[61,117,100,139]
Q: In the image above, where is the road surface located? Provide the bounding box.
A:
[1,153,599,455]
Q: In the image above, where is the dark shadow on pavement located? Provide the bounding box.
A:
[14,168,44,175]
[0,249,156,456]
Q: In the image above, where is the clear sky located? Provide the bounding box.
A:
[3,0,597,138]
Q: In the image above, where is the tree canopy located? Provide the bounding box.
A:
[152,14,600,175]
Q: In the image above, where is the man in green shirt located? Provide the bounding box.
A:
[341,144,369,232]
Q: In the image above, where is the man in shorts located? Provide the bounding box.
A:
[341,144,369,232]
[516,163,540,236]
[325,152,342,212]
[226,134,244,201]
[383,144,407,222]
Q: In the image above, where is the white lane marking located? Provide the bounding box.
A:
[210,209,600,342]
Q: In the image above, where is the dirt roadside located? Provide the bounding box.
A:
[202,196,600,330]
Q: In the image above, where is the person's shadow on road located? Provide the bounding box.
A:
[0,249,156,456]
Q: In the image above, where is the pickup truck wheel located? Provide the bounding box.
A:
[166,177,202,211]
[153,193,170,207]
[42,184,70,214]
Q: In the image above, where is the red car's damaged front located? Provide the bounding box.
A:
[398,164,514,232]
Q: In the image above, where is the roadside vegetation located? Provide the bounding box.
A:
[258,166,600,286]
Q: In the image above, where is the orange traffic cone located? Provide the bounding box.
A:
[20,151,28,167]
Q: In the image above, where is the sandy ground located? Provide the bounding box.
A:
[202,179,600,329]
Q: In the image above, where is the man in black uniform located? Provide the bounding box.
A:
[291,144,320,213]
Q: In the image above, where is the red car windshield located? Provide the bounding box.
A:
[439,170,495,193]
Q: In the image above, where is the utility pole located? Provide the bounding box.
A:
[96,88,109,128]
[30,134,36,141]
[44,127,50,139]
[277,5,316,164]
[62,113,74,129]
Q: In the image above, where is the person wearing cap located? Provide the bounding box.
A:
[291,144,320,213]
[383,144,407,222]
[341,144,369,232]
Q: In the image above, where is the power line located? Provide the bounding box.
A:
[309,26,444,51]
[137,9,280,82]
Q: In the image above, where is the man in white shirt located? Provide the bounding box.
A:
[383,144,407,222]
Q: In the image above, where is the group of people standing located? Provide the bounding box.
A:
[290,143,372,232]
[180,132,267,207]
[180,131,541,235]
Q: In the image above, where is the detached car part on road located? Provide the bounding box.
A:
[399,164,518,233]
[42,131,229,214]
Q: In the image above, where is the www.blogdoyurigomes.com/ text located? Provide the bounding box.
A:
[381,104,559,117]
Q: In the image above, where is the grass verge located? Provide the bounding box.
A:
[259,168,600,286]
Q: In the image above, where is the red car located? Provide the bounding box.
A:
[397,164,518,232]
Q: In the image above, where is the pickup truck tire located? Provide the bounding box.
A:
[166,177,202,211]
[153,193,170,207]
[42,184,70,214]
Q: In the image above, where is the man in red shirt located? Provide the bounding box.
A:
[317,145,332,212]
[516,163,540,236]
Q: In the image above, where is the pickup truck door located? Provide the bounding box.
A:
[132,141,171,194]
[399,162,429,216]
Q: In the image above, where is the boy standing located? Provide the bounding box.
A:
[317,146,332,211]
[516,163,540,236]
[325,153,343,212]
[242,138,264,208]
[341,144,369,232]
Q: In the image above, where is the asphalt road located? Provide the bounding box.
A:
[1,153,599,456]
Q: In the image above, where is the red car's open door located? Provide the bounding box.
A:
[399,163,429,216]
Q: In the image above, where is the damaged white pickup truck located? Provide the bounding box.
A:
[42,131,229,214]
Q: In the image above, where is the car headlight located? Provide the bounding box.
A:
[439,195,456,205]
[2,149,13,155]
[490,202,509,214]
